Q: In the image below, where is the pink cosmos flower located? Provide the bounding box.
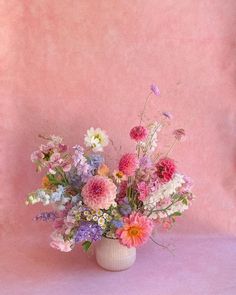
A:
[118,153,138,176]
[130,126,148,142]
[155,157,176,183]
[81,175,117,210]
[116,213,153,248]
[137,182,149,201]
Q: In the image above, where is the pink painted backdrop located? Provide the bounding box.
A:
[1,0,236,243]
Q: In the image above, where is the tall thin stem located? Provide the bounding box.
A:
[139,92,152,125]
[165,139,177,157]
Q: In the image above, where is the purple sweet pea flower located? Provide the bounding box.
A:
[139,156,152,169]
[34,211,57,222]
[150,84,160,96]
[162,112,173,120]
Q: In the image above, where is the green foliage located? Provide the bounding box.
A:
[82,241,92,252]
[171,211,181,217]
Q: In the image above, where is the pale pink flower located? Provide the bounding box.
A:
[82,175,117,210]
[49,152,71,174]
[31,150,44,163]
[50,232,73,252]
[137,182,149,201]
[116,213,153,248]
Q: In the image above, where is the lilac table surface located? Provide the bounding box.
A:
[1,234,236,295]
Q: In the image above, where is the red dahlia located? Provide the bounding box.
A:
[155,157,176,183]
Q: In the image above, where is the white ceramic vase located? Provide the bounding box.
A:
[95,237,136,271]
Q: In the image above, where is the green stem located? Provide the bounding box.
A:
[147,196,183,217]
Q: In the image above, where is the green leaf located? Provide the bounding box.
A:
[171,212,182,217]
[182,198,188,205]
[82,241,92,252]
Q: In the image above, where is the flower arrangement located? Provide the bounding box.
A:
[26,85,194,253]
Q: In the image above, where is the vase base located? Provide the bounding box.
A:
[95,237,136,271]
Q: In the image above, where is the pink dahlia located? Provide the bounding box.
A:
[118,153,138,176]
[116,213,153,248]
[130,125,148,142]
[82,175,116,210]
[155,157,176,183]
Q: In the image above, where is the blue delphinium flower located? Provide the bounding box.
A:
[111,220,124,228]
[119,204,132,216]
[88,154,104,171]
[118,197,132,217]
[75,222,103,243]
[51,185,65,202]
[71,194,81,204]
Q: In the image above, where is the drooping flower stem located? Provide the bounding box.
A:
[139,92,152,125]
[146,195,184,217]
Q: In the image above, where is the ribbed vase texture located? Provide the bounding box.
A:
[95,237,136,271]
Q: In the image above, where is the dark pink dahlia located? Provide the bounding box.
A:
[155,157,176,183]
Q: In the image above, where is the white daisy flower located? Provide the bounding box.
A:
[93,216,98,222]
[98,217,105,226]
[84,127,109,152]
[86,214,92,221]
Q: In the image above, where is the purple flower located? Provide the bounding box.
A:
[34,212,57,222]
[119,199,132,216]
[162,112,173,120]
[88,154,104,170]
[139,156,152,169]
[72,146,92,182]
[150,84,160,96]
[75,222,103,243]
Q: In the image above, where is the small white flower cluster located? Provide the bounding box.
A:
[26,189,51,206]
[166,202,189,216]
[139,122,162,154]
[144,174,185,219]
[26,186,70,210]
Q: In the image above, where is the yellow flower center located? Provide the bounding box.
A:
[94,134,102,143]
[116,171,124,179]
[128,226,140,237]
